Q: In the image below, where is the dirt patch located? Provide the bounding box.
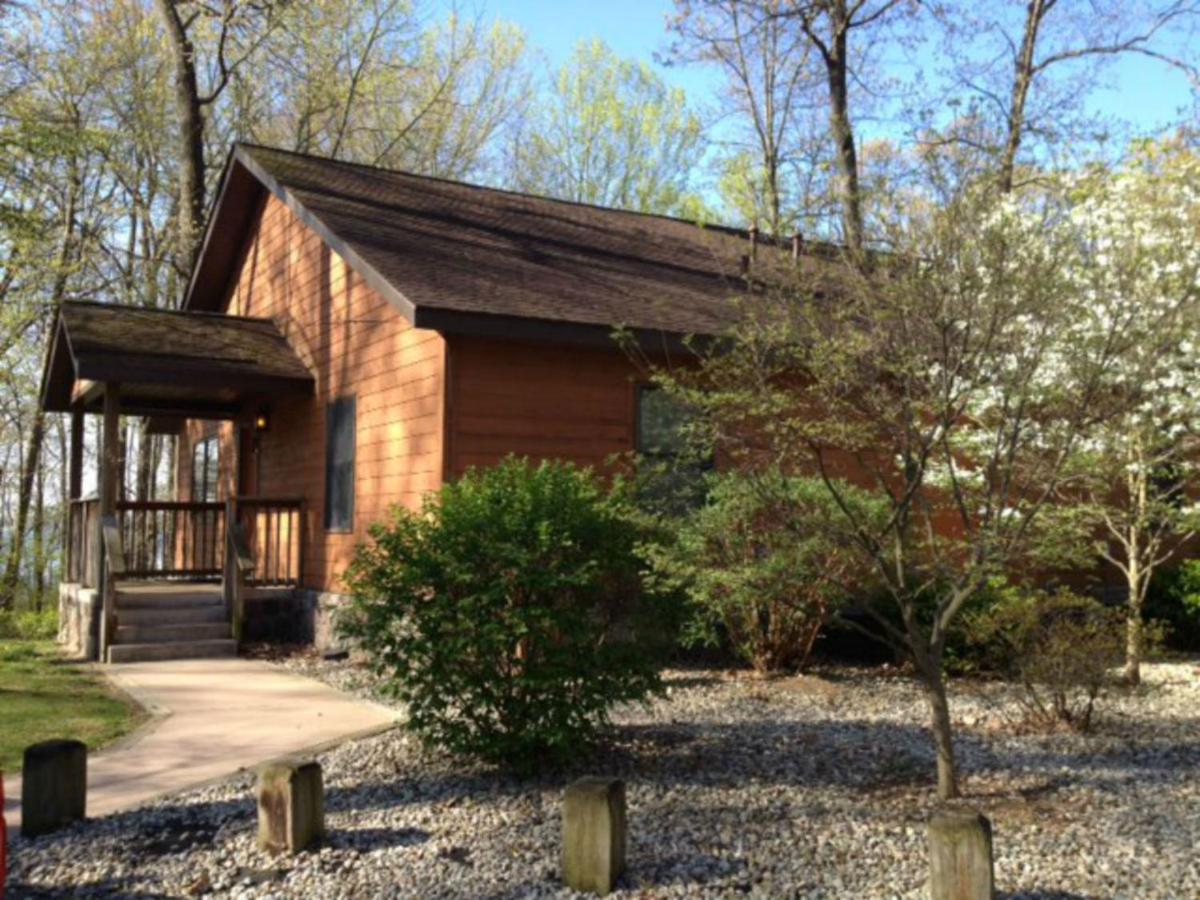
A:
[772,673,843,699]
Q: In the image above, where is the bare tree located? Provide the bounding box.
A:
[665,0,819,235]
[929,0,1200,192]
[0,150,82,611]
[238,2,530,181]
[778,1,913,252]
[154,0,283,271]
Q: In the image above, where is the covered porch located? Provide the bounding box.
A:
[41,301,315,662]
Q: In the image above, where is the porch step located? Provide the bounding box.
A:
[116,605,228,627]
[108,638,238,664]
[115,591,224,611]
[114,622,231,644]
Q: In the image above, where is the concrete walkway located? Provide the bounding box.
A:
[3,658,399,829]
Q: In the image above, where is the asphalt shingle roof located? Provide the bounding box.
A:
[213,144,844,337]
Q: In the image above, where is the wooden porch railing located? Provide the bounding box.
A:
[231,497,304,588]
[66,496,304,590]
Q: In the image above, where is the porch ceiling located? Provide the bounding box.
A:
[40,301,314,419]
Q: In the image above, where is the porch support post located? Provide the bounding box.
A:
[99,385,120,515]
[68,407,83,502]
[97,384,120,661]
[65,406,84,583]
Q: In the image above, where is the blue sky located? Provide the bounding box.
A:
[460,0,1195,142]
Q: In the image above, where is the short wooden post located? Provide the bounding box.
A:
[929,809,995,900]
[256,759,324,853]
[21,739,87,837]
[563,777,626,895]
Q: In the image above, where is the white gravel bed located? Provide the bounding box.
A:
[7,660,1199,899]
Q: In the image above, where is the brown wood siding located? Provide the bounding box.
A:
[179,194,446,593]
[446,336,648,477]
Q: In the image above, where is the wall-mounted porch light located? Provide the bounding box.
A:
[254,412,269,433]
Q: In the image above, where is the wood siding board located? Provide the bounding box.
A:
[447,336,649,479]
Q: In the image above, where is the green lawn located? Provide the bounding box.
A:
[0,640,143,775]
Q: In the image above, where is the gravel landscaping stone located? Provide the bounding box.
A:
[7,659,1198,898]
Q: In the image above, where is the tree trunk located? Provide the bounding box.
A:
[823,20,864,254]
[999,0,1047,193]
[0,412,45,610]
[57,414,69,581]
[33,461,45,609]
[1123,476,1145,687]
[920,659,961,800]
[136,420,153,503]
[155,0,208,271]
[1124,613,1142,687]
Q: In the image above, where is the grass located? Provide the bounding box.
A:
[0,640,143,775]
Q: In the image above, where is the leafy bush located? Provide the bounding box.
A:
[966,590,1125,732]
[341,457,675,771]
[643,468,883,673]
[942,578,1031,676]
[1146,560,1200,650]
[0,606,58,640]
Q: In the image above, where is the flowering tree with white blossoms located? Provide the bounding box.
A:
[1065,142,1200,687]
[652,163,1187,800]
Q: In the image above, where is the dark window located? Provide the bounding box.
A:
[636,386,692,459]
[325,396,356,532]
[635,385,708,512]
[191,436,219,502]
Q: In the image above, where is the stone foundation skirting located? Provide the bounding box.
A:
[59,581,351,656]
[58,583,100,661]
[243,588,351,653]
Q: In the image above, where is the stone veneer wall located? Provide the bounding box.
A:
[242,588,351,653]
[58,583,99,661]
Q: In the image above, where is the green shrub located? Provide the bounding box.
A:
[643,468,884,673]
[341,456,675,771]
[966,590,1125,732]
[1146,560,1200,650]
[0,606,58,640]
[942,578,1031,675]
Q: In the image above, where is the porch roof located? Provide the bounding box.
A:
[40,301,314,418]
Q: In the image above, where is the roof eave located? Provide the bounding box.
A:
[412,306,713,354]
[38,312,76,413]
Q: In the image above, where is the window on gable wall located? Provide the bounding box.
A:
[191,436,220,502]
[325,396,357,532]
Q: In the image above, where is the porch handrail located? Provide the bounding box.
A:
[116,500,224,511]
[224,508,255,642]
[99,514,125,661]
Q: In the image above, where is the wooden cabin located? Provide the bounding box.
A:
[40,144,843,662]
